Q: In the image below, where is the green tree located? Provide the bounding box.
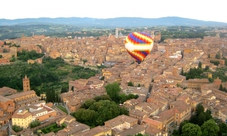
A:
[61,84,68,93]
[205,66,209,71]
[0,55,2,58]
[198,61,202,69]
[12,125,23,132]
[190,115,199,125]
[179,120,189,134]
[128,81,134,86]
[181,68,184,75]
[181,123,202,136]
[218,123,227,135]
[105,82,121,103]
[72,99,128,127]
[198,112,206,126]
[82,99,96,109]
[195,104,204,116]
[93,95,111,101]
[216,53,221,59]
[10,55,16,62]
[3,48,8,53]
[201,119,219,136]
[204,110,212,121]
[30,120,41,128]
[219,84,223,91]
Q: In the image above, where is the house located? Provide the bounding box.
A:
[0,86,17,96]
[0,96,15,126]
[79,126,112,136]
[134,102,159,116]
[219,109,227,122]
[170,101,191,125]
[105,115,138,135]
[129,109,147,124]
[155,109,175,131]
[12,109,32,128]
[116,124,146,136]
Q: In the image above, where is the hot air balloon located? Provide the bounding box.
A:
[125,32,154,64]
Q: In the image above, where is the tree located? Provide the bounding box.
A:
[205,66,209,71]
[12,125,23,132]
[218,123,227,135]
[216,53,221,59]
[201,119,219,136]
[198,61,202,69]
[195,104,204,116]
[72,99,128,127]
[105,82,121,103]
[208,54,211,58]
[30,120,41,128]
[82,99,96,109]
[181,68,184,75]
[178,120,189,134]
[190,115,199,125]
[128,81,134,86]
[61,85,68,93]
[204,110,212,121]
[198,112,206,126]
[3,48,8,53]
[219,84,223,91]
[0,55,2,58]
[10,55,16,62]
[181,123,202,136]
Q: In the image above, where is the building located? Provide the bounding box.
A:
[182,78,210,90]
[79,126,112,136]
[5,76,39,109]
[23,75,30,92]
[0,96,15,126]
[6,90,39,109]
[104,115,138,135]
[28,101,57,122]
[115,28,119,38]
[0,86,17,96]
[12,109,32,128]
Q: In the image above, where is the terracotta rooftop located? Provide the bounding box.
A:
[0,95,11,103]
[105,115,138,128]
[6,90,36,99]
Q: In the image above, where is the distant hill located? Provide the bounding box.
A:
[0,17,227,27]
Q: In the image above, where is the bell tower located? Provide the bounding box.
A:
[23,75,30,92]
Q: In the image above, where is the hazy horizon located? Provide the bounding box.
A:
[1,0,227,23]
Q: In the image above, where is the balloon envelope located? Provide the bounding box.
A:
[125,32,153,64]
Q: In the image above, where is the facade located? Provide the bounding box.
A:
[0,86,17,96]
[12,109,32,128]
[29,101,57,122]
[23,75,30,92]
[0,96,15,126]
[6,90,39,109]
[182,78,210,89]
[80,126,112,136]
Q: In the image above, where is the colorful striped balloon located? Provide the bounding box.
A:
[125,32,153,64]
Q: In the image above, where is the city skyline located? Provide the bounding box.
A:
[1,0,227,23]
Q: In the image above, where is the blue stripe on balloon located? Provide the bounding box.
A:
[129,33,146,44]
[140,32,152,38]
[141,51,148,56]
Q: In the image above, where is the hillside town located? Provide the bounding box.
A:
[1,29,227,136]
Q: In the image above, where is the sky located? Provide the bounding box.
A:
[1,0,227,23]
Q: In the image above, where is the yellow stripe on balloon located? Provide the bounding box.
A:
[134,32,153,43]
[129,50,144,60]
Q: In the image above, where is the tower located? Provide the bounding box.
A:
[115,28,119,38]
[151,31,155,40]
[23,75,30,92]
